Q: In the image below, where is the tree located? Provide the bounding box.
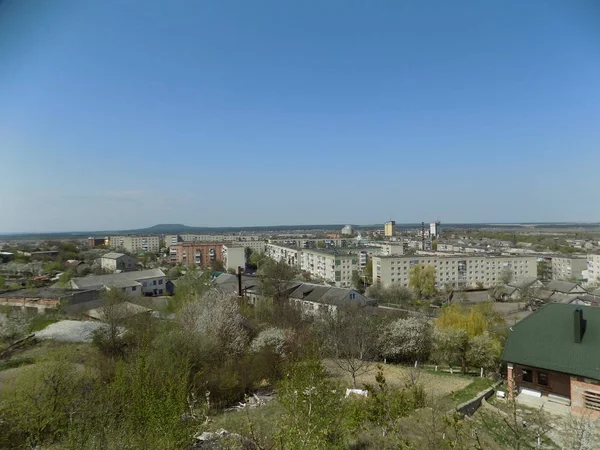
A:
[379,317,433,363]
[92,287,128,356]
[432,327,470,374]
[327,308,377,388]
[364,259,373,280]
[409,264,436,298]
[179,289,249,355]
[258,257,297,302]
[210,259,225,272]
[500,268,513,285]
[167,266,182,280]
[170,267,211,311]
[316,240,325,249]
[250,327,294,357]
[466,331,502,373]
[0,275,5,289]
[0,355,88,447]
[479,395,552,449]
[276,359,345,449]
[57,269,73,288]
[436,303,488,338]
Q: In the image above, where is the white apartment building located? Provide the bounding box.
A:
[165,234,266,253]
[299,249,358,288]
[265,243,301,267]
[372,254,537,289]
[222,245,246,271]
[587,255,600,284]
[265,244,358,287]
[550,256,588,281]
[109,235,160,253]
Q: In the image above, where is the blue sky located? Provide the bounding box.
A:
[1,0,599,232]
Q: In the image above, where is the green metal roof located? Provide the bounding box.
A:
[502,303,600,380]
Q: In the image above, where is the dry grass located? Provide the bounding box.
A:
[324,359,471,398]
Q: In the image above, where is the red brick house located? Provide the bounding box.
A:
[502,303,600,416]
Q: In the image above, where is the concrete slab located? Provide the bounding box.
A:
[516,392,570,416]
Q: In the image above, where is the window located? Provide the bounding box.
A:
[538,372,548,386]
[153,280,157,285]
[159,289,163,295]
[522,368,533,383]
[159,279,163,285]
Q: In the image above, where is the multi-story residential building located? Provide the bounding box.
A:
[265,243,359,287]
[109,235,160,253]
[587,255,600,284]
[299,249,358,288]
[165,234,266,253]
[548,256,588,281]
[169,242,224,267]
[265,243,301,267]
[384,220,396,237]
[370,242,405,256]
[372,254,537,289]
[222,245,246,271]
[88,237,108,247]
[430,221,441,239]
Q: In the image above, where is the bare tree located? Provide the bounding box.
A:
[560,413,600,450]
[92,287,128,356]
[322,305,377,387]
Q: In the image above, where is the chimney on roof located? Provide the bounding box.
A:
[574,308,585,344]
[237,266,243,297]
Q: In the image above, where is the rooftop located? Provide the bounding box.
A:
[101,252,127,259]
[70,269,165,290]
[502,303,600,380]
[545,280,584,294]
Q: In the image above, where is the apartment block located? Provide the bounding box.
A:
[384,220,396,237]
[109,235,160,253]
[299,249,358,288]
[549,256,588,281]
[372,254,537,289]
[165,234,266,253]
[265,243,301,267]
[587,255,600,284]
[169,242,224,267]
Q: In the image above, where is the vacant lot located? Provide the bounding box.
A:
[324,359,472,398]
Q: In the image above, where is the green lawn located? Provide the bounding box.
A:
[449,376,495,406]
[28,316,60,332]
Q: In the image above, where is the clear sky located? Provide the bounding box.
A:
[1,0,599,232]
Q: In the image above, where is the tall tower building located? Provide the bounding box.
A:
[384,220,396,237]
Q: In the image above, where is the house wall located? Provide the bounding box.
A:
[100,255,137,272]
[512,364,571,398]
[223,246,246,271]
[570,378,600,417]
[138,276,166,295]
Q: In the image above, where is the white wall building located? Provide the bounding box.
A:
[341,225,354,235]
[109,235,160,253]
[68,269,167,296]
[223,245,246,271]
[372,254,537,289]
[100,252,138,272]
